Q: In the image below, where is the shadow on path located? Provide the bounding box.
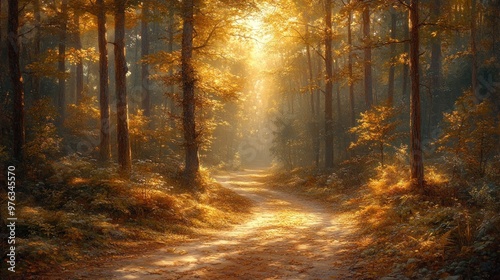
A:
[63,169,355,279]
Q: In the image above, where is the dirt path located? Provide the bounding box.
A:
[63,169,356,279]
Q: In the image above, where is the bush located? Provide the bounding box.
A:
[25,98,61,175]
[438,91,499,178]
[350,103,403,167]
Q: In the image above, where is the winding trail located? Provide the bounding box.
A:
[65,169,356,279]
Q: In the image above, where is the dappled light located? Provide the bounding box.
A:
[1,0,499,279]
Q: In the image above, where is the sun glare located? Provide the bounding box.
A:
[240,11,272,54]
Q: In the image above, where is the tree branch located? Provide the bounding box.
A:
[193,20,224,50]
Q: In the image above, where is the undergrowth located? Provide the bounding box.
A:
[0,155,252,278]
[267,157,500,280]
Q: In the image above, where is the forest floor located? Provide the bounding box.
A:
[42,169,360,279]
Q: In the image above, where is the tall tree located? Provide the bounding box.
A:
[387,7,397,105]
[304,10,320,167]
[347,3,355,127]
[58,0,68,123]
[33,0,42,100]
[470,0,478,103]
[181,0,200,178]
[8,0,25,161]
[74,9,84,104]
[362,3,373,108]
[97,0,111,161]
[114,0,132,174]
[428,0,442,130]
[324,0,334,168]
[141,1,151,117]
[167,6,176,128]
[402,4,409,98]
[409,0,424,189]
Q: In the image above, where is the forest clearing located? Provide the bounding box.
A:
[1,0,500,279]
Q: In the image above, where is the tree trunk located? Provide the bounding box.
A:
[305,21,319,167]
[363,5,373,108]
[181,0,200,178]
[409,0,424,189]
[315,44,322,166]
[0,0,3,95]
[74,11,84,104]
[0,0,3,77]
[97,0,111,162]
[471,0,478,103]
[306,24,314,118]
[429,0,442,129]
[324,0,334,169]
[335,59,342,126]
[141,1,150,117]
[402,5,410,98]
[388,8,397,105]
[114,0,132,175]
[335,59,344,160]
[348,7,355,127]
[58,0,68,124]
[8,0,25,162]
[167,6,176,128]
[33,0,41,100]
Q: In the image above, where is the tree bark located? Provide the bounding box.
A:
[429,0,442,131]
[8,0,25,162]
[306,24,314,118]
[402,4,410,98]
[141,1,150,117]
[409,0,424,189]
[0,0,3,95]
[363,5,373,108]
[182,0,200,178]
[347,7,355,127]
[388,8,397,105]
[74,11,84,104]
[315,43,322,166]
[97,0,111,162]
[305,18,319,167]
[324,0,334,169]
[167,6,176,128]
[335,59,342,126]
[471,0,478,103]
[114,0,132,175]
[58,0,68,124]
[33,0,41,100]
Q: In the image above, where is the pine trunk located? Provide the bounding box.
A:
[74,11,84,104]
[305,22,319,167]
[58,0,68,123]
[402,6,410,98]
[348,8,355,127]
[97,0,111,161]
[181,0,200,179]
[471,0,478,103]
[429,0,442,128]
[141,1,150,117]
[33,0,41,100]
[114,0,132,175]
[388,8,397,105]
[363,6,373,108]
[167,7,176,128]
[324,0,334,169]
[8,0,25,161]
[409,0,424,189]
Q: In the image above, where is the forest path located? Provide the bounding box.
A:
[65,169,356,279]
